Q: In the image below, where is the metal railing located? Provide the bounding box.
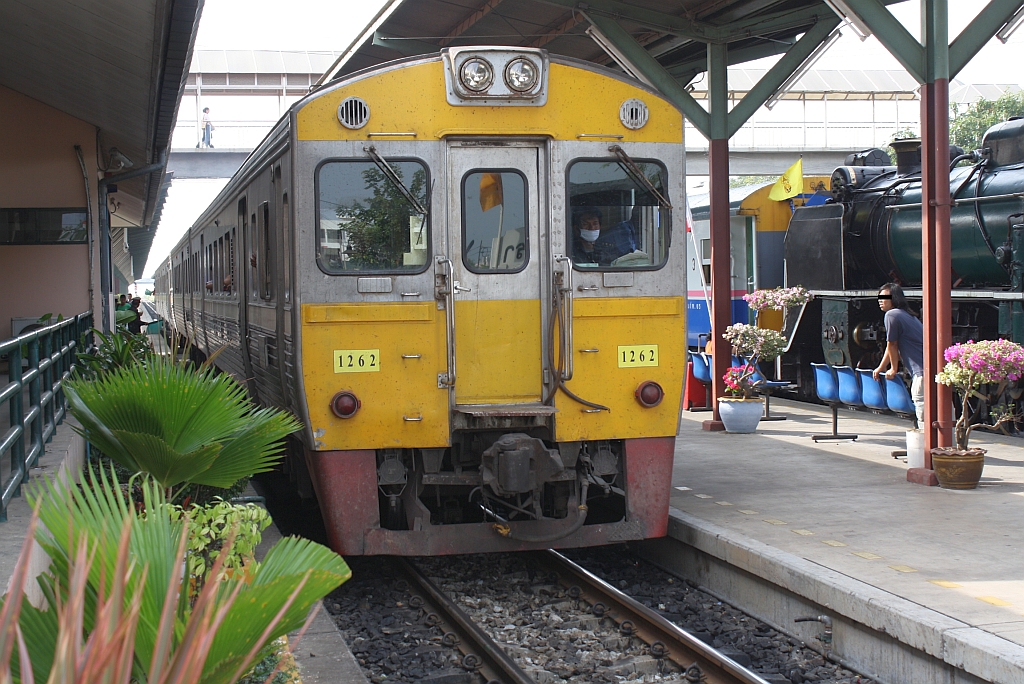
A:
[1,312,93,521]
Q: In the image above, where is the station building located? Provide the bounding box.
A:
[0,0,203,337]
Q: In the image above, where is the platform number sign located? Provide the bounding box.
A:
[334,349,380,373]
[617,344,659,368]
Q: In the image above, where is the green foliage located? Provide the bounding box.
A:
[167,500,272,592]
[950,91,1024,153]
[338,165,426,269]
[75,327,151,380]
[237,638,300,684]
[5,465,351,684]
[65,356,301,491]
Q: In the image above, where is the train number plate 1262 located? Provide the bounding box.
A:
[334,349,381,373]
[617,345,659,368]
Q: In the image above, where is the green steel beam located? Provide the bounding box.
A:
[373,31,438,57]
[718,5,833,39]
[665,39,794,79]
[949,0,1024,79]
[583,11,711,135]
[844,0,925,82]
[708,42,729,140]
[727,17,840,138]
[536,0,715,41]
[922,0,948,82]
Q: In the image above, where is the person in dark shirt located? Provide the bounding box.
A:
[571,207,636,266]
[127,298,143,335]
[873,283,924,422]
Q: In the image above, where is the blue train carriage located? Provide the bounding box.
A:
[155,47,688,556]
[686,177,831,350]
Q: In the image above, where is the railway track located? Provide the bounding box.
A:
[535,551,771,684]
[393,552,771,684]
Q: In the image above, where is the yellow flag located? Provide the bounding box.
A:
[479,173,504,212]
[768,158,803,201]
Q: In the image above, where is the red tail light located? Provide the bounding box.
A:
[331,391,361,418]
[635,381,664,408]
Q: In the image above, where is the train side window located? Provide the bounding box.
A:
[316,159,429,274]
[461,170,528,273]
[282,193,290,303]
[566,159,670,270]
[259,201,272,300]
[250,212,257,298]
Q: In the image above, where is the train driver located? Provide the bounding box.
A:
[571,206,637,266]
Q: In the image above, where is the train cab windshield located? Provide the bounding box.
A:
[316,159,429,273]
[567,159,670,270]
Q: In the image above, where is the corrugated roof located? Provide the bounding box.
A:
[190,50,344,74]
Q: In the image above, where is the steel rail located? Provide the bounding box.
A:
[397,559,535,684]
[539,550,771,684]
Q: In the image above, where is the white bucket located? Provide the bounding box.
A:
[906,430,925,469]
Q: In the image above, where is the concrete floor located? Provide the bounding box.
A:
[672,399,1024,649]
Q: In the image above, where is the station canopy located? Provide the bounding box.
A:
[323,0,897,88]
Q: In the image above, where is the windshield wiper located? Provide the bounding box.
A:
[609,145,672,209]
[364,146,429,216]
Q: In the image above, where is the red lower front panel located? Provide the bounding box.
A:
[305,436,675,556]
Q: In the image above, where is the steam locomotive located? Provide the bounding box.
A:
[780,118,1024,411]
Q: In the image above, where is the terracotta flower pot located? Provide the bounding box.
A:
[930,447,986,490]
[718,397,763,433]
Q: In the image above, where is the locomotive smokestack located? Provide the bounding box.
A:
[890,138,922,176]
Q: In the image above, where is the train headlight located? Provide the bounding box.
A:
[331,391,361,419]
[504,58,539,92]
[635,381,664,408]
[459,58,494,92]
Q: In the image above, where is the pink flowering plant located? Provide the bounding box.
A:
[743,286,812,312]
[721,324,788,399]
[935,338,1024,449]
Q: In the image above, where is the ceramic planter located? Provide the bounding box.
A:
[718,397,763,433]
[931,447,986,489]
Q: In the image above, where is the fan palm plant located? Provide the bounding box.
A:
[64,357,301,494]
[2,467,350,684]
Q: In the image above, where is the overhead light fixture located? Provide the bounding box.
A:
[584,24,656,89]
[765,27,843,110]
[997,5,1024,43]
[823,0,871,41]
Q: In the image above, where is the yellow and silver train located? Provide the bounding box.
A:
[154,47,686,556]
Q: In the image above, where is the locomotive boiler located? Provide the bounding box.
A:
[782,118,1024,402]
[154,48,687,556]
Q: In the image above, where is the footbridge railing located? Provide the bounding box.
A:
[1,312,93,522]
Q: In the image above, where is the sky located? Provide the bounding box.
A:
[142,0,1024,277]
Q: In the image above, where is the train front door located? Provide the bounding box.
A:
[447,142,545,406]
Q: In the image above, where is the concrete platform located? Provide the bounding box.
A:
[653,398,1024,683]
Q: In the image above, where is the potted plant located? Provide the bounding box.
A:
[718,323,788,433]
[743,286,812,316]
[932,338,1024,489]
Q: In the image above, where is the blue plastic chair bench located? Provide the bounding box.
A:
[741,356,793,421]
[885,375,919,429]
[688,351,713,411]
[810,363,858,442]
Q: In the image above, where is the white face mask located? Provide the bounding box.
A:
[580,229,600,243]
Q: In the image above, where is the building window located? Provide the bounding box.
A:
[0,208,88,244]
